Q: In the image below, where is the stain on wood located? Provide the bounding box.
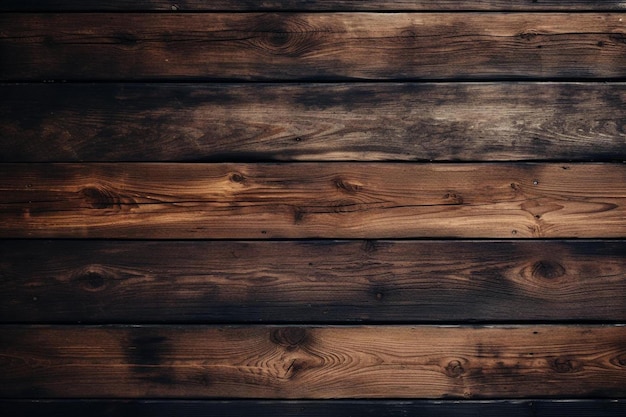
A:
[1,83,624,162]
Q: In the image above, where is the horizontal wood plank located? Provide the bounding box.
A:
[2,83,625,162]
[2,400,626,417]
[1,240,625,323]
[2,1,626,11]
[1,13,625,81]
[1,163,625,238]
[1,325,625,398]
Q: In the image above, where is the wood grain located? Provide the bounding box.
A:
[1,13,625,81]
[1,163,625,238]
[2,240,625,323]
[2,83,625,162]
[2,1,626,11]
[2,399,625,417]
[1,325,625,398]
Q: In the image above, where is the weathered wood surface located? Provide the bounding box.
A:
[1,13,625,81]
[1,325,625,398]
[2,240,625,323]
[1,163,624,238]
[3,1,626,11]
[2,83,625,162]
[2,400,625,417]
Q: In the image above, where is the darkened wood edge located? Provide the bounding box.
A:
[1,399,625,417]
[1,82,624,162]
[1,239,625,323]
[1,0,625,11]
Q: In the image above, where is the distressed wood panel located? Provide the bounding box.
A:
[1,163,625,239]
[2,1,626,11]
[1,13,625,81]
[1,240,625,323]
[1,325,625,398]
[1,399,625,417]
[2,83,625,162]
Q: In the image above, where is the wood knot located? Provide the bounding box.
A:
[76,271,107,291]
[230,173,246,183]
[518,30,539,41]
[271,328,308,350]
[611,354,626,367]
[115,32,139,46]
[551,357,578,373]
[333,178,361,194]
[80,186,139,211]
[251,15,323,58]
[443,192,464,204]
[532,260,565,280]
[445,360,465,378]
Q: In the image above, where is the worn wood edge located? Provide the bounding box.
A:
[1,0,626,11]
[1,82,625,162]
[1,399,625,417]
[1,239,625,323]
[1,324,625,398]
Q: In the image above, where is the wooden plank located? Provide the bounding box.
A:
[1,325,625,398]
[2,400,626,417]
[1,13,625,81]
[1,240,625,323]
[1,163,625,239]
[2,1,626,11]
[2,83,625,163]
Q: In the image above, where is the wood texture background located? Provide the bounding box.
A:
[0,0,625,415]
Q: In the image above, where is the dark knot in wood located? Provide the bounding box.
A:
[80,186,122,210]
[445,360,465,378]
[532,260,566,280]
[552,357,577,373]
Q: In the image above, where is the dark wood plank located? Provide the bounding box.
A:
[2,83,625,162]
[1,325,625,398]
[1,163,625,239]
[1,240,625,323]
[2,400,626,417]
[1,13,625,81]
[2,1,626,11]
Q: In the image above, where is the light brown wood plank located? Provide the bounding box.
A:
[0,163,624,239]
[1,13,625,81]
[2,83,625,162]
[2,1,626,11]
[1,325,625,398]
[2,240,625,323]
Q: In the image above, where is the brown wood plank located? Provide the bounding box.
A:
[2,1,626,11]
[2,240,625,323]
[2,399,626,417]
[1,13,625,81]
[0,163,624,239]
[2,83,625,162]
[1,325,625,398]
